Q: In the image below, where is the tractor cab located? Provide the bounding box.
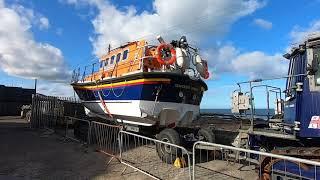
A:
[284,34,320,138]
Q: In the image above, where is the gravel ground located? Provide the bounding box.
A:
[121,143,258,180]
[121,144,191,180]
[0,116,150,180]
[193,160,258,180]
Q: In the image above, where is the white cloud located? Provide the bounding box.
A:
[0,1,69,81]
[253,18,272,30]
[37,81,74,97]
[11,4,50,30]
[231,51,287,78]
[290,20,320,45]
[39,17,50,30]
[64,0,265,56]
[64,0,289,80]
[203,45,288,79]
[64,0,79,4]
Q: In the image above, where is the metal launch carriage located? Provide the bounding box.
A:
[71,36,209,127]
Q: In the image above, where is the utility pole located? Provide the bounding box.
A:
[34,79,37,94]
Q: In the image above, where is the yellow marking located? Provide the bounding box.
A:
[174,157,186,168]
[74,78,171,89]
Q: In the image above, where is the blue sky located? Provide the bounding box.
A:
[0,0,320,109]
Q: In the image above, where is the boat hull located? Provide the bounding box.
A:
[72,72,207,125]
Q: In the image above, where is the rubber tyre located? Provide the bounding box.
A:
[156,128,181,164]
[198,128,215,143]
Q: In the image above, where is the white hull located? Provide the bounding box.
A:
[82,100,200,126]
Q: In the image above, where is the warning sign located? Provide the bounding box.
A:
[308,116,320,129]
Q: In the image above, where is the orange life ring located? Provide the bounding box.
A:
[156,43,176,65]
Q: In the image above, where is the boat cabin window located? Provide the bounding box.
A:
[116,53,121,63]
[122,50,128,60]
[105,58,109,66]
[100,61,104,68]
[314,47,320,86]
[110,55,115,64]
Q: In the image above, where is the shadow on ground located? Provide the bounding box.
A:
[0,116,150,180]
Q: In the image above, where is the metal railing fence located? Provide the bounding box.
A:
[91,121,123,158]
[29,97,320,180]
[30,95,61,130]
[65,116,91,144]
[30,94,84,129]
[119,130,192,180]
[193,141,320,180]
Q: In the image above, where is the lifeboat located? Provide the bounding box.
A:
[71,36,209,127]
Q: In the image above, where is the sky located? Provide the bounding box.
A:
[0,0,320,109]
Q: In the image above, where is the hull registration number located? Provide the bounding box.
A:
[125,125,139,132]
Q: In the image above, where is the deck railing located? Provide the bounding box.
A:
[71,45,153,83]
[235,73,307,132]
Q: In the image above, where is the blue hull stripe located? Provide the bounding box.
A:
[74,83,204,105]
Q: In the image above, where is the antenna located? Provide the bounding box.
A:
[108,44,111,54]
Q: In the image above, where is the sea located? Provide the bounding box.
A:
[200,109,274,119]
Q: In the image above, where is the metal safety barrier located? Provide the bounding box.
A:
[30,95,62,130]
[29,96,320,180]
[65,116,91,144]
[119,130,192,180]
[30,94,84,130]
[193,141,320,180]
[91,121,123,158]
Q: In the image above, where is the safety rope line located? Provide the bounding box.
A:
[94,81,113,119]
[111,80,126,98]
[97,90,113,118]
[101,87,111,97]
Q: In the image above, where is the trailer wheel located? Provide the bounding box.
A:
[156,128,181,164]
[198,128,215,143]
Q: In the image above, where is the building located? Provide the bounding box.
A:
[0,85,35,116]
